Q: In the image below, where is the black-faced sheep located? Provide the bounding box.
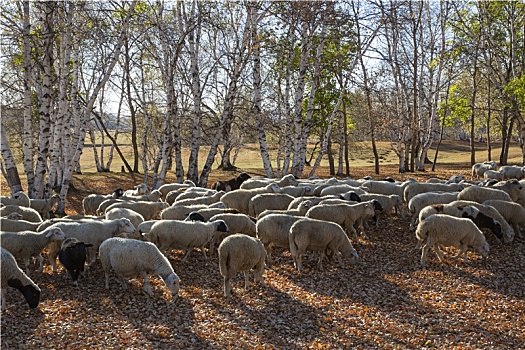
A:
[212,172,251,192]
[58,238,93,286]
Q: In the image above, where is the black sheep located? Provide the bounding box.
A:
[212,172,251,192]
[58,238,93,286]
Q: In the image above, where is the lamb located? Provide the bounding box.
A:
[255,214,304,263]
[165,189,186,205]
[212,172,251,192]
[1,247,41,312]
[319,184,369,197]
[500,165,525,180]
[173,191,225,207]
[472,161,498,179]
[105,207,145,234]
[220,183,282,215]
[99,237,180,300]
[258,200,314,220]
[208,213,257,254]
[45,218,137,272]
[144,220,228,262]
[240,173,298,190]
[160,202,226,220]
[29,194,60,220]
[450,200,514,243]
[174,188,218,202]
[289,218,359,272]
[58,237,93,286]
[218,234,266,298]
[483,200,525,238]
[128,189,162,202]
[105,201,169,221]
[0,205,42,223]
[123,183,150,197]
[0,218,40,232]
[408,192,459,229]
[0,227,66,275]
[403,183,463,204]
[305,201,376,244]
[157,180,196,200]
[248,193,295,218]
[457,185,514,204]
[0,191,30,207]
[483,170,504,181]
[81,188,124,215]
[415,214,489,266]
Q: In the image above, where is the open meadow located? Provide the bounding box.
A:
[1,140,525,349]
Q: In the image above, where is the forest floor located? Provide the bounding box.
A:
[1,141,525,349]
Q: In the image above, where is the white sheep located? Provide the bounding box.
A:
[408,192,459,229]
[157,180,196,200]
[457,185,514,203]
[99,237,180,300]
[81,188,124,215]
[144,220,229,262]
[258,200,314,220]
[1,247,41,312]
[165,189,186,205]
[0,191,30,207]
[0,227,66,275]
[137,220,158,235]
[404,183,463,204]
[418,203,480,224]
[280,185,314,197]
[289,218,359,272]
[472,161,497,179]
[173,191,225,207]
[0,218,40,232]
[96,199,133,216]
[450,200,514,243]
[415,214,489,266]
[359,193,404,223]
[319,184,368,197]
[483,199,525,238]
[208,213,257,254]
[218,233,266,298]
[500,165,525,180]
[248,193,295,218]
[123,183,150,197]
[305,201,376,244]
[192,208,241,221]
[361,180,412,202]
[491,179,523,201]
[105,201,169,221]
[45,218,137,272]
[29,194,60,220]
[0,205,42,223]
[240,174,298,190]
[161,202,226,220]
[174,187,217,202]
[220,183,282,215]
[483,169,504,181]
[128,189,162,202]
[287,195,338,210]
[255,214,304,263]
[105,207,145,234]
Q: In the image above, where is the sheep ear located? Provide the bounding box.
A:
[46,230,54,238]
[165,273,180,285]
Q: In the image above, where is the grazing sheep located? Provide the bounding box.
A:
[128,189,162,202]
[491,179,523,201]
[96,198,134,216]
[45,218,137,272]
[305,201,376,244]
[319,184,368,197]
[408,192,459,229]
[248,193,295,218]
[0,218,40,232]
[105,201,169,221]
[144,220,229,262]
[0,227,66,275]
[240,174,299,190]
[99,237,180,300]
[173,191,225,207]
[123,183,150,197]
[208,213,257,254]
[105,207,145,234]
[483,170,504,181]
[426,178,447,184]
[404,183,463,204]
[450,200,513,243]
[289,218,359,272]
[0,191,30,207]
[447,175,465,184]
[483,200,525,238]
[192,208,241,221]
[165,189,186,205]
[157,180,196,200]
[472,161,498,179]
[359,193,404,223]
[58,238,93,286]
[280,185,314,197]
[361,180,412,202]
[29,194,60,220]
[0,205,42,223]
[161,203,226,221]
[174,188,218,202]
[256,214,304,263]
[184,211,206,222]
[81,188,124,215]
[500,165,525,180]
[218,234,266,298]
[258,200,315,220]
[212,172,251,192]
[220,183,282,215]
[457,185,514,204]
[1,247,41,312]
[415,214,489,266]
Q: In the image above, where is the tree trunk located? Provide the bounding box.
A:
[0,124,23,194]
[22,0,35,193]
[124,35,139,173]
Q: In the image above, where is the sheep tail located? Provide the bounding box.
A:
[219,249,229,276]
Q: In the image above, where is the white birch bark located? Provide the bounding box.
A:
[22,0,35,193]
[0,122,23,194]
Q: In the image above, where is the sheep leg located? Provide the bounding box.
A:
[200,246,208,261]
[254,261,265,286]
[104,272,110,289]
[420,244,430,267]
[142,273,153,297]
[432,244,446,262]
[317,252,325,271]
[36,254,45,273]
[47,247,60,273]
[117,274,129,290]
[244,271,250,290]
[264,244,273,265]
[1,288,6,312]
[224,277,232,298]
[451,245,468,262]
[209,237,216,255]
[181,249,193,263]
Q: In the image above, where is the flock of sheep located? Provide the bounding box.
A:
[1,161,525,311]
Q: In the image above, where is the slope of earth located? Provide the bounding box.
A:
[1,162,525,349]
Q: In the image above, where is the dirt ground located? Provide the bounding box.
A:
[1,163,524,349]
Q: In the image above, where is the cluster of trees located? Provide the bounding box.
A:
[1,1,524,215]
